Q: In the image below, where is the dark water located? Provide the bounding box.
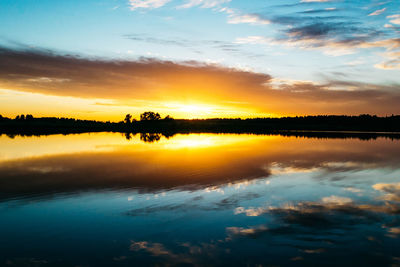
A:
[1,133,400,266]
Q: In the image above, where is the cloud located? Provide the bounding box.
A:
[298,8,338,14]
[129,0,171,10]
[0,46,270,102]
[374,47,400,69]
[237,34,400,63]
[229,4,400,68]
[368,7,386,16]
[123,33,252,56]
[300,0,333,2]
[374,59,400,69]
[387,14,400,25]
[178,0,230,9]
[227,13,270,25]
[1,46,400,116]
[218,7,270,26]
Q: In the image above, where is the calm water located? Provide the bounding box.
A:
[1,133,400,266]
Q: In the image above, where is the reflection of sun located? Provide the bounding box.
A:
[159,134,273,150]
[163,135,214,149]
[175,138,213,148]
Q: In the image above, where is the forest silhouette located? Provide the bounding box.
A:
[1,112,400,141]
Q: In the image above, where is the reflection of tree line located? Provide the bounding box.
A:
[124,132,162,143]
[2,112,400,141]
[125,132,174,143]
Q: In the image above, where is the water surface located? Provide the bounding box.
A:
[1,133,400,266]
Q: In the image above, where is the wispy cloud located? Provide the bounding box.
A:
[387,14,400,24]
[368,7,386,16]
[298,7,338,14]
[219,7,270,26]
[129,0,171,10]
[178,0,231,9]
[300,0,333,2]
[227,13,270,25]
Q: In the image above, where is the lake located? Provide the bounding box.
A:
[1,132,400,266]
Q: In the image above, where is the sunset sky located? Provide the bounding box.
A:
[0,0,399,120]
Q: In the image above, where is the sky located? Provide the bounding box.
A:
[0,0,399,120]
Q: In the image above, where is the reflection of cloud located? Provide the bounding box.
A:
[226,190,400,263]
[302,248,325,254]
[231,194,400,238]
[388,227,400,234]
[113,256,127,261]
[130,241,171,256]
[373,182,400,202]
[1,133,400,201]
[321,195,352,205]
[234,206,265,216]
[226,226,268,236]
[344,187,363,193]
[125,191,261,216]
[5,258,48,266]
[128,240,227,265]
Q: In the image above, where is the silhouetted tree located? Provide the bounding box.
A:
[124,114,132,124]
[140,112,161,121]
[164,115,174,121]
[26,114,34,120]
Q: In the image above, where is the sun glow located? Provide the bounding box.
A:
[178,104,212,114]
[163,102,216,118]
[0,88,271,121]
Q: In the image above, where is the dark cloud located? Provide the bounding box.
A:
[266,13,383,45]
[0,46,271,103]
[237,4,397,63]
[0,46,400,114]
[286,21,380,42]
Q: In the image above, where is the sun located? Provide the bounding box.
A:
[162,102,216,118]
[178,104,212,114]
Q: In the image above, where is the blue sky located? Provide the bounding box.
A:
[0,0,399,119]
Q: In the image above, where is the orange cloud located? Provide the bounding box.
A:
[1,47,400,118]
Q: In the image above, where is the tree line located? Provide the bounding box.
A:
[1,112,400,138]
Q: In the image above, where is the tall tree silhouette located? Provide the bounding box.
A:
[124,114,132,124]
[140,112,161,121]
